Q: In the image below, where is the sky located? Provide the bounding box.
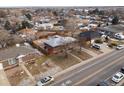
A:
[0,0,123,7]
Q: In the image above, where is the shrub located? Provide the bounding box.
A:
[111,42,118,46]
[108,42,118,48]
[108,44,113,48]
[94,39,103,44]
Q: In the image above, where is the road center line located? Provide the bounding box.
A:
[51,50,124,85]
[73,56,124,85]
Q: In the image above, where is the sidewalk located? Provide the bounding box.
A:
[19,63,36,84]
[0,63,10,86]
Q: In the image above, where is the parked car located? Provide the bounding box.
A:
[112,72,124,83]
[96,81,109,86]
[120,67,124,74]
[91,44,101,49]
[36,76,54,86]
[116,45,124,50]
[114,33,124,40]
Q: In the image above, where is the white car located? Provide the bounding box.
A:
[114,34,124,40]
[112,72,124,83]
[91,44,101,49]
[36,76,54,86]
[116,45,124,50]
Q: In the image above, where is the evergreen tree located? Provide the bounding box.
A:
[4,20,11,30]
[21,20,33,29]
[112,16,119,25]
[25,13,32,20]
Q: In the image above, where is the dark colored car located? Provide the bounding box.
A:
[96,81,109,86]
[121,67,124,74]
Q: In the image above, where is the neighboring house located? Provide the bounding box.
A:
[0,46,41,70]
[98,24,124,38]
[53,25,64,31]
[43,35,76,54]
[78,31,100,46]
[79,31,100,41]
[18,28,37,41]
[36,31,56,39]
[35,22,53,30]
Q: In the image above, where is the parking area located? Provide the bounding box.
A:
[85,42,113,55]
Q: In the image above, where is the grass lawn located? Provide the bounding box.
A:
[25,62,42,76]
[70,50,92,60]
[50,53,81,69]
[35,55,49,65]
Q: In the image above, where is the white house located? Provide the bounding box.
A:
[35,22,53,30]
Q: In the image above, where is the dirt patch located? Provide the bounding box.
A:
[50,53,81,69]
[70,50,92,60]
[25,58,58,77]
[5,66,28,86]
[25,62,45,76]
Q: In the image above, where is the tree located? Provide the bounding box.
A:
[91,8,99,14]
[21,20,33,29]
[0,30,23,48]
[106,23,109,26]
[4,20,12,30]
[11,23,22,33]
[98,10,105,15]
[52,11,58,16]
[112,16,119,25]
[97,23,101,27]
[25,13,32,20]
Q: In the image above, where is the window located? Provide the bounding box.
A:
[8,58,16,65]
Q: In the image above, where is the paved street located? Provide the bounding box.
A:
[49,49,124,86]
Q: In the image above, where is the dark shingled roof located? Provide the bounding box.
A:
[79,31,100,39]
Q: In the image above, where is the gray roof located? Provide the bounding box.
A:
[0,46,36,61]
[44,35,76,47]
[98,24,124,33]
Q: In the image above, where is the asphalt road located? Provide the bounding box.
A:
[49,49,124,86]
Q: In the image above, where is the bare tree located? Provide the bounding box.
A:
[0,30,23,48]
